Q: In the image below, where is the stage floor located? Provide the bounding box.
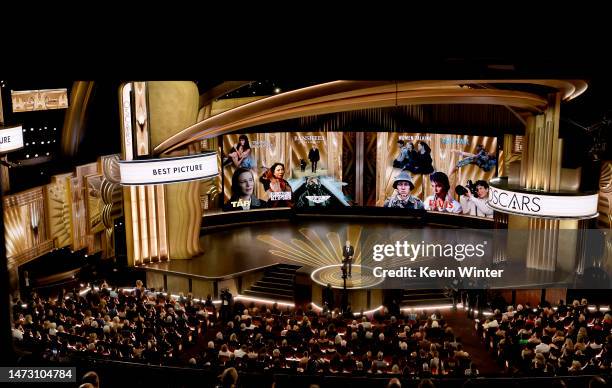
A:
[143,219,423,278]
[140,219,579,289]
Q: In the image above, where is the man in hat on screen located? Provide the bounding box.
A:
[384,170,424,209]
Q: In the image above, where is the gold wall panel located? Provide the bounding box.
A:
[133,82,150,156]
[70,163,98,251]
[85,174,105,234]
[148,81,200,149]
[146,271,165,291]
[166,275,189,295]
[3,186,53,265]
[45,173,73,248]
[598,160,612,228]
[192,279,214,300]
[165,181,202,259]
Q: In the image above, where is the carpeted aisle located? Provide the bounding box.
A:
[444,310,499,375]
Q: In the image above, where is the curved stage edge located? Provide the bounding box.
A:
[138,210,577,312]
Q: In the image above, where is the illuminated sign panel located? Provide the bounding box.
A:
[0,125,24,153]
[11,89,69,112]
[118,153,218,185]
[488,185,598,219]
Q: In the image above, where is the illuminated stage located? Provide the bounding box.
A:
[137,216,584,308]
[310,264,384,289]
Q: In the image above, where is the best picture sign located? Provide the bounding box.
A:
[0,125,24,153]
[487,185,598,219]
[118,152,218,185]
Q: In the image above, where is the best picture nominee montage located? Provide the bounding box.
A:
[370,240,504,279]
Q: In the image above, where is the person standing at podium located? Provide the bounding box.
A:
[342,240,354,278]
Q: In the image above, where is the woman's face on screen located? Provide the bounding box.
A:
[238,171,254,196]
[273,165,285,179]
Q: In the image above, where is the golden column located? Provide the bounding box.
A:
[511,93,578,271]
[120,81,202,266]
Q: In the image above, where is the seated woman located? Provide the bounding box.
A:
[223,168,267,211]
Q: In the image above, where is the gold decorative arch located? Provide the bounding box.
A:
[154,79,587,155]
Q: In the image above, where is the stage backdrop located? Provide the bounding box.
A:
[220,131,496,217]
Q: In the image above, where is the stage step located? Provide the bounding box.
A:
[257,280,294,290]
[266,271,294,279]
[250,285,294,296]
[263,275,296,283]
[401,289,453,308]
[242,289,294,302]
[242,264,302,303]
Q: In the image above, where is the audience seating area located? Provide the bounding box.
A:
[9,282,611,387]
[474,299,611,377]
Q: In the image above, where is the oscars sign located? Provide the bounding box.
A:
[118,152,218,185]
[487,183,598,219]
[0,125,24,153]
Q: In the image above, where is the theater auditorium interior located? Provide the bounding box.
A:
[1,70,611,387]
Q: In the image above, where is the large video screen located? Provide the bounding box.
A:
[374,133,497,218]
[221,131,497,219]
[221,132,351,211]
